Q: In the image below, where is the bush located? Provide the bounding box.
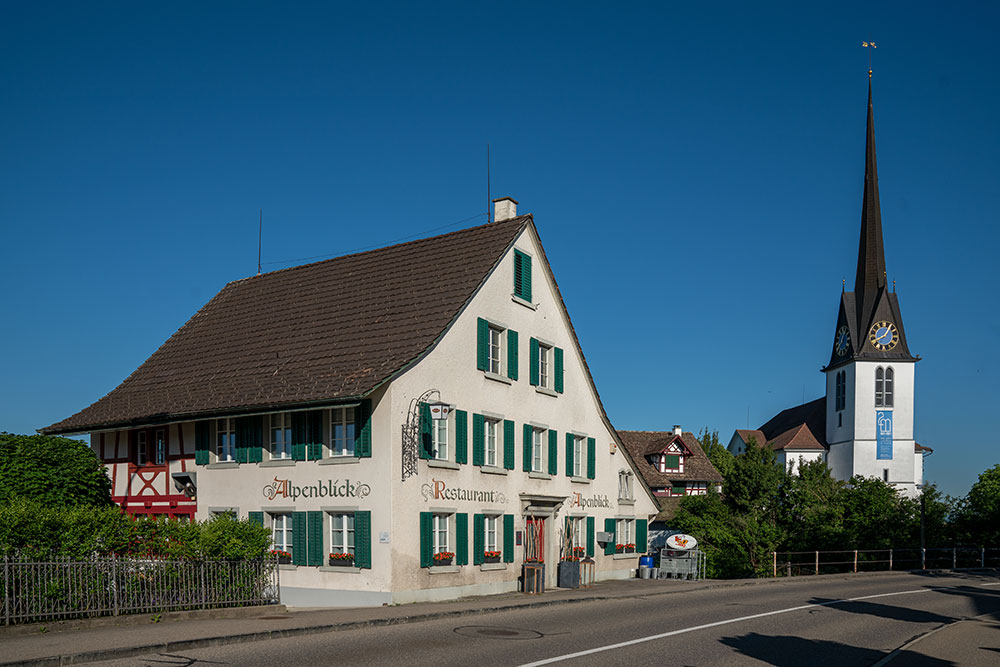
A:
[0,499,270,560]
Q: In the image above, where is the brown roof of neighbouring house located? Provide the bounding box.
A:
[617,430,724,487]
[43,216,530,434]
[915,442,933,454]
[734,429,767,447]
[768,423,826,451]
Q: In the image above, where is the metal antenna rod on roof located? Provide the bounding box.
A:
[487,143,491,223]
[257,209,262,275]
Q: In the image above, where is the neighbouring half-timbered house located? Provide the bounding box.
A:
[43,198,658,606]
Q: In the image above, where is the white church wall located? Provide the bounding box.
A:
[826,363,857,446]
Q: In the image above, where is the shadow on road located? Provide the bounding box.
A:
[719,632,957,667]
[926,585,1000,619]
[807,597,955,625]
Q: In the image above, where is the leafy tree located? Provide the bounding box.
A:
[842,476,913,549]
[779,458,846,551]
[0,433,112,506]
[699,428,734,479]
[952,464,1000,546]
[672,492,753,578]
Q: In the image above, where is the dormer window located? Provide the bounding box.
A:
[658,453,683,473]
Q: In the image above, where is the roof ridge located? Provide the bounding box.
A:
[229,215,532,285]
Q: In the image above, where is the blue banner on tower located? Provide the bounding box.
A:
[876,410,893,460]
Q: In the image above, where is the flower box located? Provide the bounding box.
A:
[328,553,354,567]
[433,551,455,566]
[483,550,502,564]
[615,544,625,554]
[270,550,292,565]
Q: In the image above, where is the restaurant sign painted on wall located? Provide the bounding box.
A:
[421,479,508,504]
[262,477,371,501]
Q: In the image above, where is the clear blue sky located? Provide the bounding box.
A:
[2,2,997,499]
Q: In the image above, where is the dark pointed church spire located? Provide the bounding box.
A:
[855,73,887,325]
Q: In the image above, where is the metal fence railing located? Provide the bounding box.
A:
[2,555,280,625]
[770,547,1000,578]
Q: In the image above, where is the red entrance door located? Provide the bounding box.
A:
[525,517,545,562]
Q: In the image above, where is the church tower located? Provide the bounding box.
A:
[822,74,922,496]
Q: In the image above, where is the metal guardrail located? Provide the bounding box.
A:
[2,555,280,625]
[770,547,1000,577]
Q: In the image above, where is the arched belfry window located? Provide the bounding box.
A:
[875,367,885,407]
[884,367,894,407]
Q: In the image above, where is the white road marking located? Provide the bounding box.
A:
[518,588,937,666]
[981,582,1000,586]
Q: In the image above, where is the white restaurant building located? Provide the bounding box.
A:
[44,199,658,606]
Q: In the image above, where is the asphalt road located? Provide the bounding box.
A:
[91,572,1000,666]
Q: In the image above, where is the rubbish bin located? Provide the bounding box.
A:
[639,555,654,569]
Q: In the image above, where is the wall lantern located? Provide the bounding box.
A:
[428,402,451,421]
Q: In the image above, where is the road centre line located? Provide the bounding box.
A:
[518,588,939,666]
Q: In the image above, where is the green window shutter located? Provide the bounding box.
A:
[291,412,308,461]
[503,420,515,470]
[636,519,648,555]
[455,410,468,465]
[565,432,574,477]
[456,513,468,566]
[235,417,250,464]
[472,414,485,467]
[672,483,687,495]
[529,337,540,386]
[473,514,485,565]
[554,347,564,393]
[307,511,324,566]
[587,437,596,479]
[355,399,372,458]
[292,512,308,565]
[248,511,263,527]
[419,403,434,459]
[419,512,433,568]
[664,454,680,469]
[523,423,533,472]
[503,514,514,563]
[604,518,616,555]
[548,429,558,476]
[307,410,323,461]
[249,415,264,463]
[195,421,210,465]
[476,317,489,371]
[586,516,595,557]
[507,329,519,380]
[354,511,372,569]
[514,249,532,302]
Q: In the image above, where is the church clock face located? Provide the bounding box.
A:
[835,326,850,356]
[869,321,898,351]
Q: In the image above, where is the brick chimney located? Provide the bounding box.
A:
[493,196,518,222]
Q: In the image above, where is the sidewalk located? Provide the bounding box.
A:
[2,571,995,666]
[0,576,750,666]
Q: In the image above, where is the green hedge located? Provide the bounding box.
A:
[0,499,270,560]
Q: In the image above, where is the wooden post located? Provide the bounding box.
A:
[772,551,777,578]
[853,550,858,573]
[981,547,985,568]
[952,547,957,569]
[889,548,893,571]
[815,551,819,575]
[111,553,119,617]
[3,556,9,626]
[921,548,926,570]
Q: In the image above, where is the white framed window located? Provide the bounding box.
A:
[484,515,499,552]
[331,406,356,456]
[329,513,355,556]
[432,514,450,554]
[271,513,292,553]
[538,343,551,388]
[884,367,894,407]
[573,436,584,477]
[485,418,499,467]
[270,413,292,460]
[532,428,545,472]
[433,415,449,461]
[688,482,707,496]
[136,430,148,466]
[488,325,504,375]
[216,418,236,462]
[618,471,634,500]
[568,516,585,552]
[616,518,634,547]
[658,453,683,473]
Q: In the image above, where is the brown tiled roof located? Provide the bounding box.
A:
[652,496,684,522]
[768,423,825,451]
[759,397,827,448]
[915,442,933,453]
[618,430,724,487]
[43,217,530,434]
[734,429,766,447]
